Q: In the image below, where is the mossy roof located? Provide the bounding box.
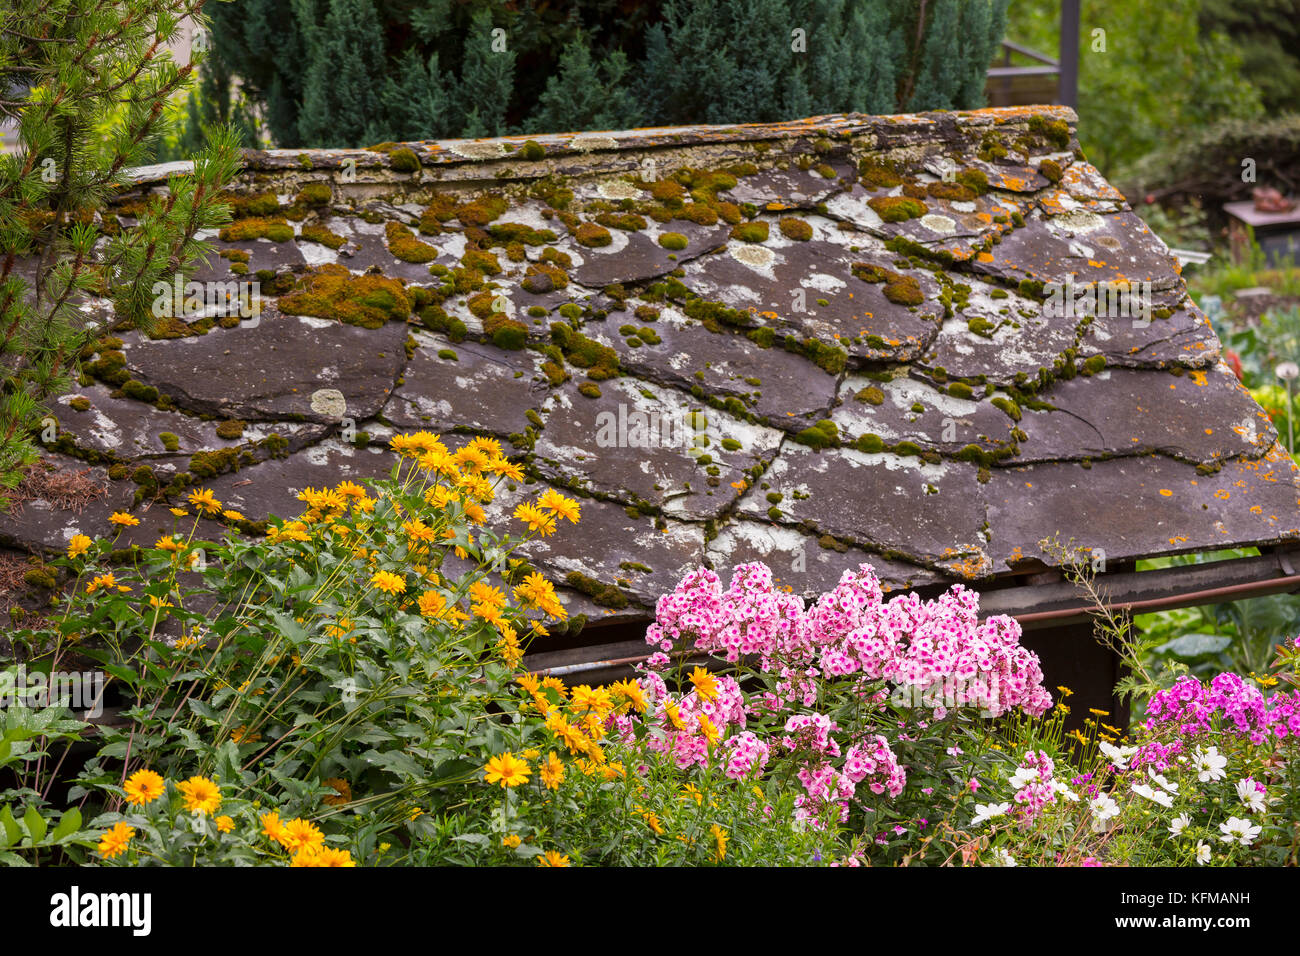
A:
[6,106,1299,625]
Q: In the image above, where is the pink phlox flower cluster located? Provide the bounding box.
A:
[722,731,770,779]
[1010,750,1057,822]
[1141,673,1300,754]
[648,562,1052,719]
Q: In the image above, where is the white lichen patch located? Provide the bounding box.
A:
[1053,210,1106,234]
[729,242,776,275]
[801,272,846,294]
[298,243,338,267]
[448,141,505,160]
[309,388,347,418]
[597,179,643,201]
[296,315,334,331]
[919,214,957,236]
[570,135,618,152]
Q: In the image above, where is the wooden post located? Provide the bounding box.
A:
[1058,0,1080,109]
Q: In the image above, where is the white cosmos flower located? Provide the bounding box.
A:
[1051,781,1079,802]
[1099,741,1138,770]
[1132,783,1175,808]
[1194,746,1227,783]
[991,847,1017,867]
[1090,794,1120,832]
[1147,766,1179,794]
[1235,779,1267,814]
[1219,817,1261,846]
[1007,767,1039,789]
[1195,841,1212,865]
[971,802,1012,826]
[1169,813,1191,836]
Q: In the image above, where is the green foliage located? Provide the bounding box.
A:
[200,0,1011,149]
[0,0,239,507]
[1006,0,1265,177]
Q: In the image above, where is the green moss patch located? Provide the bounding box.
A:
[868,196,928,222]
[279,265,411,329]
[778,217,813,241]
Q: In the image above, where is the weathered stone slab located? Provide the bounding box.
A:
[382,331,547,437]
[121,302,408,423]
[1082,302,1221,369]
[50,384,325,461]
[677,221,942,363]
[0,454,133,553]
[737,442,992,577]
[984,443,1300,570]
[534,377,783,520]
[1015,364,1274,465]
[580,303,839,430]
[706,518,941,598]
[831,373,1015,455]
[972,210,1183,295]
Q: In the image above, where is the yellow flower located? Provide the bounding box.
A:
[222,509,246,522]
[291,845,356,867]
[711,824,728,862]
[513,501,557,536]
[97,821,135,860]
[108,511,139,527]
[155,534,183,552]
[689,666,719,702]
[66,534,92,559]
[611,679,647,713]
[540,751,564,790]
[215,815,235,833]
[86,573,131,594]
[570,684,613,714]
[324,617,353,639]
[697,712,721,746]
[177,775,222,815]
[682,783,703,805]
[483,752,531,788]
[278,817,325,852]
[537,488,581,523]
[260,811,286,843]
[537,850,570,867]
[417,590,448,619]
[370,570,406,595]
[123,769,165,806]
[502,834,522,849]
[187,488,222,515]
[169,507,189,517]
[335,480,367,500]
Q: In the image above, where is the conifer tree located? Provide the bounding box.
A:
[296,0,387,147]
[0,1,238,504]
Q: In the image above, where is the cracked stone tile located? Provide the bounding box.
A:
[831,373,1015,454]
[736,442,991,576]
[49,384,325,461]
[706,518,941,598]
[1014,364,1274,465]
[382,331,549,437]
[677,219,942,363]
[120,301,408,423]
[533,376,783,520]
[580,302,839,431]
[985,443,1300,571]
[0,454,134,553]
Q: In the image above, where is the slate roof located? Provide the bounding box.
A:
[5,106,1299,628]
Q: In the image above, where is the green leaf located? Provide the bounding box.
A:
[0,806,20,848]
[51,807,81,843]
[23,806,47,845]
[1155,633,1232,658]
